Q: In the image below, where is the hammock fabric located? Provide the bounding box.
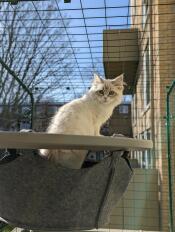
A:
[0,151,133,231]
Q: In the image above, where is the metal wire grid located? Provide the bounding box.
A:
[0,1,175,231]
[1,1,174,103]
[1,1,174,104]
[0,0,131,102]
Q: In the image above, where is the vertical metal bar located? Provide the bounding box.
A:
[166,80,175,232]
[149,0,156,167]
[0,57,34,129]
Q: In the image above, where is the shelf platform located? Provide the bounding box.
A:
[0,132,153,151]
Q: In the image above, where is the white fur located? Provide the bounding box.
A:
[40,74,124,169]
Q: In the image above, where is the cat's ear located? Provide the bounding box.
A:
[111,73,126,86]
[93,73,104,85]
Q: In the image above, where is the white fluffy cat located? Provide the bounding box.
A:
[40,73,125,169]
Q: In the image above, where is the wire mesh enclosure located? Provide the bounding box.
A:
[0,0,175,232]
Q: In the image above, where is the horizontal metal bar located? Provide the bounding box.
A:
[1,2,174,12]
[0,132,153,150]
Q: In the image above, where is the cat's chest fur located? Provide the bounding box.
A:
[49,98,114,136]
[40,73,124,169]
[88,102,113,135]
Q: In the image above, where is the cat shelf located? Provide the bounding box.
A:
[0,132,153,150]
[0,132,152,231]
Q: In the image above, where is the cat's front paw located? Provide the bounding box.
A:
[20,129,34,132]
[112,133,125,137]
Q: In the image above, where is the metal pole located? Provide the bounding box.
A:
[149,0,156,167]
[0,57,34,129]
[166,80,175,232]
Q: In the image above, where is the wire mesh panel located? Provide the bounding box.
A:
[0,0,175,232]
[171,89,175,232]
[166,81,175,232]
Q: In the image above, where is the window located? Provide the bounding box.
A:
[142,0,149,26]
[119,105,129,114]
[133,135,139,160]
[48,106,58,114]
[144,129,153,168]
[143,42,150,108]
[123,95,132,103]
[139,129,153,169]
[141,132,146,168]
[132,94,137,123]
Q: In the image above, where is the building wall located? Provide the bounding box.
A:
[130,0,175,230]
[101,104,132,137]
[33,103,61,131]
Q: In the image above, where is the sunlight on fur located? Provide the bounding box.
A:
[40,73,125,169]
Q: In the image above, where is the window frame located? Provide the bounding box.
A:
[140,129,153,169]
[143,41,151,109]
[142,0,149,27]
[118,104,129,114]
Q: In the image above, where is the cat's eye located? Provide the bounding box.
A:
[97,90,104,95]
[109,91,115,96]
[116,86,123,90]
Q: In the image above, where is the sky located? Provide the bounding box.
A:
[41,0,131,103]
[0,0,131,103]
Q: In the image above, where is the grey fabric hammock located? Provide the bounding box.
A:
[0,151,133,231]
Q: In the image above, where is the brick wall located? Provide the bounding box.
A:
[131,0,175,231]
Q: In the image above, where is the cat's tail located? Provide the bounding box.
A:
[39,149,50,159]
[39,149,62,161]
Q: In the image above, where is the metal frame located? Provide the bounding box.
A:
[166,80,175,232]
[0,57,34,129]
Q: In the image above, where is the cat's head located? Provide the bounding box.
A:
[88,73,125,105]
